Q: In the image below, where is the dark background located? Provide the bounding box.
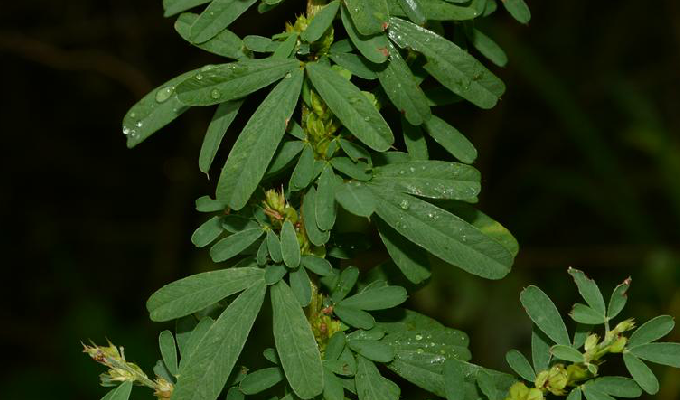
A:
[2,1,679,399]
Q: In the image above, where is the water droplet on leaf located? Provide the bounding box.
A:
[155,86,174,103]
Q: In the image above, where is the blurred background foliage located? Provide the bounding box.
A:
[1,1,679,399]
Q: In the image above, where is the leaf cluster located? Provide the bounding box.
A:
[82,1,677,400]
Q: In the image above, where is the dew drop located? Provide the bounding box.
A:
[210,89,221,99]
[409,167,415,173]
[284,72,292,79]
[399,200,410,210]
[123,127,130,135]
[155,86,174,103]
[136,121,143,128]
[416,348,424,354]
[195,73,203,80]
[364,116,370,122]
[415,334,423,341]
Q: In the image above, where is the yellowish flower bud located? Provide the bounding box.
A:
[608,336,627,353]
[613,319,636,334]
[584,334,599,353]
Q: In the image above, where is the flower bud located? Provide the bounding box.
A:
[584,334,599,353]
[608,336,627,353]
[546,365,568,396]
[566,364,589,383]
[612,318,636,334]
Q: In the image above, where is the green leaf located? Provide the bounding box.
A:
[123,68,197,148]
[372,160,480,200]
[173,282,266,400]
[623,352,659,395]
[243,35,277,52]
[469,28,507,68]
[315,163,338,231]
[344,0,389,36]
[339,138,373,165]
[567,388,583,400]
[340,285,407,310]
[531,326,552,373]
[301,0,340,42]
[271,281,324,399]
[159,330,178,376]
[196,195,228,212]
[191,216,224,247]
[290,144,316,190]
[402,118,429,161]
[302,188,331,246]
[335,181,376,218]
[396,0,426,25]
[370,189,514,280]
[199,100,243,175]
[629,342,680,367]
[376,219,431,284]
[189,0,258,43]
[307,62,393,151]
[263,348,280,365]
[290,267,312,306]
[477,370,517,400]
[176,58,300,106]
[163,0,211,17]
[383,329,470,396]
[265,264,287,285]
[355,356,400,400]
[586,377,642,398]
[239,367,284,395]
[501,0,531,24]
[332,266,360,302]
[266,140,305,176]
[178,317,214,368]
[174,13,246,59]
[388,18,505,109]
[582,387,615,400]
[422,115,477,164]
[266,230,283,263]
[390,0,482,21]
[301,255,333,276]
[331,157,371,181]
[550,344,584,363]
[340,5,389,64]
[280,220,301,268]
[325,332,347,361]
[520,286,571,346]
[273,33,298,59]
[215,68,303,210]
[101,381,133,400]
[334,304,375,329]
[445,203,519,257]
[607,277,631,320]
[443,359,465,400]
[568,267,606,316]
[146,266,264,322]
[628,315,675,347]
[376,43,431,125]
[505,350,535,382]
[257,239,268,266]
[348,340,395,362]
[570,303,606,325]
[329,53,378,80]
[210,228,265,262]
[323,368,345,400]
